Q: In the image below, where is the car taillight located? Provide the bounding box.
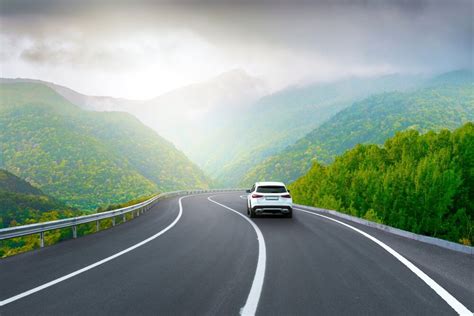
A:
[281,194,291,198]
[252,194,263,198]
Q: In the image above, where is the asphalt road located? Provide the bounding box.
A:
[1,192,472,315]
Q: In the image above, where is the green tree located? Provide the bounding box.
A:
[289,123,474,245]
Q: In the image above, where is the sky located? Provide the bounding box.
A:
[0,0,472,99]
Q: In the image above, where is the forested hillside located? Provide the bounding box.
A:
[0,169,75,228]
[289,123,474,245]
[0,83,210,210]
[1,74,424,188]
[0,169,156,257]
[0,169,79,257]
[0,168,42,195]
[208,74,424,185]
[241,73,474,186]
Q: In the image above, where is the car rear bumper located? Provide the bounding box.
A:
[252,205,292,214]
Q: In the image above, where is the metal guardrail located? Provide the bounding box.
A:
[0,189,243,248]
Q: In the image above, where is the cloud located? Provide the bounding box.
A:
[0,0,472,98]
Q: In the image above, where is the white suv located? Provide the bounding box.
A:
[246,182,293,218]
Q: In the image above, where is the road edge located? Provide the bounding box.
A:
[0,194,188,307]
[295,204,473,255]
[295,207,473,316]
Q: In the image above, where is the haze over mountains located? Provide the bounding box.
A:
[0,70,424,176]
[2,69,472,191]
[2,70,267,155]
[129,69,268,156]
[241,70,474,185]
[0,78,139,112]
[204,73,427,185]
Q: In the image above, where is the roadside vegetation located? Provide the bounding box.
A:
[0,170,154,258]
[289,123,474,245]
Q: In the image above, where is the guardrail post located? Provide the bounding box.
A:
[112,217,116,227]
[73,225,77,239]
[123,214,126,222]
[40,232,44,248]
[96,220,100,232]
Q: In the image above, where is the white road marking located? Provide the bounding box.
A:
[294,207,473,316]
[208,196,266,316]
[0,195,189,307]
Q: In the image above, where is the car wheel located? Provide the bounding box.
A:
[286,210,293,218]
[250,208,256,218]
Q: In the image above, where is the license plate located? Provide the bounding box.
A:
[266,196,278,200]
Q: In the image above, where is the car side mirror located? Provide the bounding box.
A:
[246,189,251,193]
[287,189,291,193]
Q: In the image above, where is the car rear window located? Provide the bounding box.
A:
[256,186,287,193]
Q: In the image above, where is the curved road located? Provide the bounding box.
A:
[1,192,472,315]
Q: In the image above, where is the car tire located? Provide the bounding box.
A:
[250,208,256,218]
[286,210,293,218]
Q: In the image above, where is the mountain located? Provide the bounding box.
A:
[0,82,210,210]
[288,123,474,245]
[1,72,425,188]
[124,69,267,158]
[0,78,139,111]
[207,74,426,185]
[0,168,43,195]
[0,169,80,257]
[240,71,474,186]
[0,169,72,229]
[1,70,268,181]
[425,69,474,87]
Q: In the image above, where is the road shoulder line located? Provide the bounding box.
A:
[295,204,472,255]
[294,207,472,316]
[0,195,188,307]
